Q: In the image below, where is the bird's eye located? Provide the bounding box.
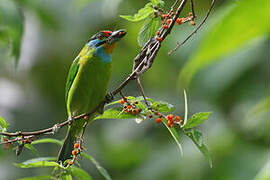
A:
[97,34,104,40]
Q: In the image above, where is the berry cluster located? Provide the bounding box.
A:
[156,11,195,42]
[67,142,80,166]
[165,114,182,128]
[147,109,163,124]
[120,97,142,115]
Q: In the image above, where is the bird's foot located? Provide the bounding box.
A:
[68,115,74,125]
[105,92,114,103]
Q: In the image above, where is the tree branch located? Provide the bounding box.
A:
[168,0,215,55]
[0,0,214,148]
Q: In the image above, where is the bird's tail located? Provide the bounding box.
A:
[57,127,76,163]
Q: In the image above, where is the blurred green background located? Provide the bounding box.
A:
[1,0,270,179]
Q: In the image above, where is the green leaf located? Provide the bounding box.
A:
[81,152,112,180]
[18,175,53,180]
[138,16,160,47]
[254,160,270,180]
[107,96,153,107]
[162,120,183,156]
[95,107,141,120]
[14,157,58,168]
[0,116,8,129]
[62,174,73,180]
[0,0,24,64]
[32,138,63,146]
[180,0,270,85]
[150,0,164,6]
[120,3,154,22]
[68,166,92,180]
[184,112,211,129]
[184,129,212,167]
[151,101,175,113]
[24,144,39,156]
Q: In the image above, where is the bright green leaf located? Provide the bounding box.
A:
[185,129,212,167]
[0,0,24,64]
[162,120,183,156]
[81,152,112,180]
[254,160,270,180]
[150,0,164,6]
[18,175,53,180]
[184,112,211,129]
[32,138,63,146]
[68,166,92,180]
[138,16,160,47]
[107,96,153,107]
[14,157,58,168]
[95,107,143,120]
[180,0,270,85]
[151,101,175,113]
[24,144,39,156]
[62,174,73,180]
[0,116,8,129]
[120,3,154,22]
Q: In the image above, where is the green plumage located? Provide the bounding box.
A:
[58,45,112,163]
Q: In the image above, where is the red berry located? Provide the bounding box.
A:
[67,161,73,165]
[72,150,77,155]
[161,14,166,19]
[176,18,182,25]
[156,31,160,36]
[166,114,174,121]
[123,108,128,113]
[175,116,181,122]
[74,143,79,149]
[157,37,163,42]
[156,117,162,124]
[84,116,88,121]
[120,99,125,104]
[166,19,172,24]
[190,21,196,26]
[127,105,132,109]
[168,120,174,128]
[134,108,139,115]
[148,114,153,118]
[163,24,168,29]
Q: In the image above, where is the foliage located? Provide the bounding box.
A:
[0,0,24,65]
[2,0,269,179]
[120,0,164,46]
[180,0,270,85]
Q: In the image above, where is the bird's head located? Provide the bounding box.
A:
[87,29,126,54]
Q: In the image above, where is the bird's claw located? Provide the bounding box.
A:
[105,92,114,103]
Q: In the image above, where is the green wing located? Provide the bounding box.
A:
[65,56,80,102]
[65,45,95,102]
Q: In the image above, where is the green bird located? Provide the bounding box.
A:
[58,29,126,163]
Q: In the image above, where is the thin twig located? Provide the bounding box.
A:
[0,0,214,148]
[171,0,180,10]
[0,56,147,138]
[168,0,215,55]
[136,78,150,107]
[190,0,196,20]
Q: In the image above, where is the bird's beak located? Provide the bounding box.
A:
[107,29,127,44]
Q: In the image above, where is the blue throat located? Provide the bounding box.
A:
[87,40,112,63]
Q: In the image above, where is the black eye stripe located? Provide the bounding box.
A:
[95,40,106,47]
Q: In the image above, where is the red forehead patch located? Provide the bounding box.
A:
[103,31,112,37]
